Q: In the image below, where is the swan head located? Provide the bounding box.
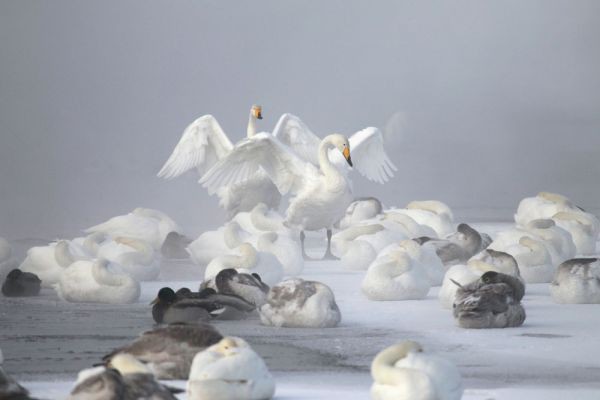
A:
[328,134,352,167]
[251,104,263,120]
[150,287,177,305]
[213,336,248,356]
[108,353,151,375]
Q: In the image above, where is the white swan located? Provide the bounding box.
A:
[19,240,79,287]
[389,239,445,286]
[55,258,141,304]
[550,258,600,304]
[0,238,18,282]
[259,278,341,328]
[201,133,356,259]
[187,221,252,266]
[158,105,281,218]
[85,208,180,250]
[381,212,438,239]
[96,237,160,281]
[362,247,431,301]
[256,232,303,276]
[371,341,463,400]
[338,197,383,229]
[552,211,597,255]
[204,241,283,286]
[514,192,599,230]
[187,336,275,400]
[502,236,554,283]
[384,200,454,238]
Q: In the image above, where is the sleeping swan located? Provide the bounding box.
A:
[371,340,463,400]
[259,278,341,328]
[550,258,600,304]
[55,258,140,304]
[187,337,275,400]
[96,237,160,281]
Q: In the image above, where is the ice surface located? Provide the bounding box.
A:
[1,223,600,398]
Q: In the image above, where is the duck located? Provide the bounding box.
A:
[452,271,526,329]
[552,211,597,255]
[370,340,463,400]
[362,247,431,301]
[151,287,255,324]
[85,208,181,250]
[337,197,383,229]
[55,258,141,304]
[384,201,454,238]
[187,336,275,400]
[158,105,282,219]
[1,348,37,400]
[416,223,487,266]
[550,258,600,304]
[204,242,283,286]
[69,355,180,400]
[202,268,270,308]
[1,269,41,297]
[19,240,78,287]
[259,278,341,328]
[96,237,160,281]
[103,323,223,379]
[0,238,18,283]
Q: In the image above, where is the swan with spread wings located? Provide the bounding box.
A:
[202,131,375,259]
[157,105,281,219]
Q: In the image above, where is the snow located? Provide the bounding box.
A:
[2,223,600,398]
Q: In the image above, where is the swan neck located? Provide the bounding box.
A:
[239,245,258,269]
[55,241,75,268]
[91,260,127,287]
[247,113,257,138]
[224,223,243,248]
[318,138,338,177]
[371,344,418,385]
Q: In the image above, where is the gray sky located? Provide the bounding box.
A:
[1,1,600,239]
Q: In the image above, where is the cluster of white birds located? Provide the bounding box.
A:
[4,208,184,304]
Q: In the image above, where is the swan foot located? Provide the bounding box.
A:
[300,230,317,261]
[321,250,340,260]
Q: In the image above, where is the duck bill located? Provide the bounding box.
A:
[343,147,353,167]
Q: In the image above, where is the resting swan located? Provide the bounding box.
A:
[384,201,454,238]
[19,240,80,287]
[158,105,281,218]
[85,208,180,250]
[96,237,160,281]
[362,247,431,301]
[187,337,275,400]
[501,236,554,283]
[550,258,600,304]
[55,258,141,304]
[259,278,341,328]
[201,133,355,259]
[552,211,597,255]
[338,197,384,229]
[371,340,463,400]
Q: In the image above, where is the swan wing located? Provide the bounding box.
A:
[330,127,397,184]
[272,113,321,165]
[157,115,234,179]
[200,133,317,196]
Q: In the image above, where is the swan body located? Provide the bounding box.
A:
[187,337,275,400]
[187,221,252,266]
[55,259,141,304]
[381,213,438,238]
[384,202,454,238]
[552,211,597,255]
[550,258,600,304]
[97,237,160,281]
[158,106,281,218]
[502,237,555,283]
[104,323,223,380]
[453,271,526,329]
[19,240,78,287]
[371,341,463,400]
[85,208,180,249]
[388,240,445,286]
[362,247,431,301]
[204,242,283,286]
[259,278,341,328]
[338,197,383,229]
[332,224,403,270]
[514,192,599,231]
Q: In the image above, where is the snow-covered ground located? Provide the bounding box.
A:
[2,223,600,399]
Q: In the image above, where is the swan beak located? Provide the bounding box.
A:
[257,111,262,119]
[343,147,353,167]
[150,297,159,305]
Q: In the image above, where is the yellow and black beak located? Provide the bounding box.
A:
[150,297,159,305]
[343,147,353,167]
[257,110,262,119]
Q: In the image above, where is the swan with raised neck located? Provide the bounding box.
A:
[247,104,262,138]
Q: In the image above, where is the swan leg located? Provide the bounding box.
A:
[301,231,316,261]
[322,229,339,260]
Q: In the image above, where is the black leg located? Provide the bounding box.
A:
[322,229,340,260]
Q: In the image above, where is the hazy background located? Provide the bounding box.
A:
[1,1,599,239]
